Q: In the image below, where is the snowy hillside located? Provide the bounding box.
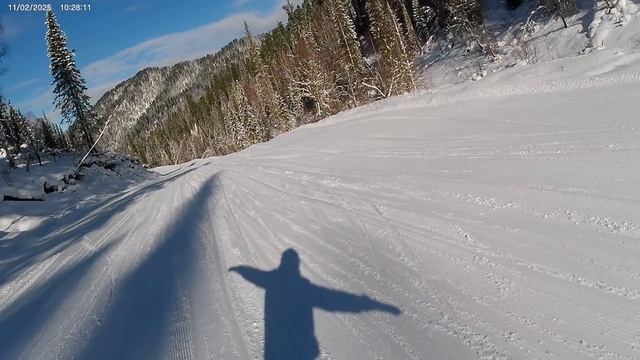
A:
[2,34,640,358]
[3,3,640,358]
[92,38,251,153]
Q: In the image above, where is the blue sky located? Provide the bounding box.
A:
[0,0,297,121]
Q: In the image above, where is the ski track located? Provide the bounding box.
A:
[2,60,640,359]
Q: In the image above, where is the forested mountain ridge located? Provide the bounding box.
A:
[93,38,251,153]
[93,0,594,165]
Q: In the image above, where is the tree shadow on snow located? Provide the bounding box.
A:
[76,174,219,359]
[0,168,197,288]
[230,249,401,360]
[0,241,116,359]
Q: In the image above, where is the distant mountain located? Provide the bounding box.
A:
[93,38,251,153]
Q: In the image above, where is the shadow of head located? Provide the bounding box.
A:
[279,248,300,275]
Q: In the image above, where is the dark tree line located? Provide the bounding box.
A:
[0,97,70,168]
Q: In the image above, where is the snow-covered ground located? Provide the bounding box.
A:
[1,152,153,232]
[2,10,640,360]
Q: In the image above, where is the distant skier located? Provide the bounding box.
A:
[229,248,401,360]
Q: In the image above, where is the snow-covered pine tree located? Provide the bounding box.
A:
[289,6,341,117]
[541,0,577,28]
[243,21,260,77]
[236,82,263,145]
[445,0,496,57]
[225,83,248,150]
[52,122,68,149]
[0,25,6,75]
[0,97,11,160]
[244,22,277,140]
[328,0,369,106]
[5,105,26,151]
[254,67,282,138]
[11,107,42,165]
[366,0,416,97]
[38,118,58,149]
[411,0,437,42]
[397,0,421,54]
[45,10,96,148]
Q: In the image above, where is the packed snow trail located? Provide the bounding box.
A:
[2,56,640,359]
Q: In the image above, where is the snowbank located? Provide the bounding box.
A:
[421,0,640,88]
[0,151,154,233]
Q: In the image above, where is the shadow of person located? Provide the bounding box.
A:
[229,248,401,360]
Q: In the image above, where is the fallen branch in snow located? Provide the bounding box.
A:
[362,82,387,98]
[2,187,44,201]
[71,117,113,179]
[2,195,44,202]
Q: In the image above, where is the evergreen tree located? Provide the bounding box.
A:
[397,0,421,53]
[541,0,577,28]
[5,105,26,150]
[445,0,496,57]
[411,0,437,42]
[45,10,96,148]
[52,123,68,149]
[0,22,6,75]
[0,97,11,157]
[327,0,369,106]
[10,107,42,165]
[39,118,58,149]
[366,0,415,96]
[243,21,260,77]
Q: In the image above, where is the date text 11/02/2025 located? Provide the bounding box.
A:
[7,4,91,12]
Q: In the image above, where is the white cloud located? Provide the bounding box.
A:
[15,88,52,110]
[16,78,125,121]
[233,0,252,6]
[86,80,122,102]
[1,13,39,41]
[83,0,298,100]
[4,78,40,93]
[14,88,58,120]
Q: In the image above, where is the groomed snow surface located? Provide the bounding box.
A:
[3,22,640,360]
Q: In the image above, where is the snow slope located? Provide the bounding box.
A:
[2,46,640,360]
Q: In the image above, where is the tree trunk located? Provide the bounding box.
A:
[26,134,42,166]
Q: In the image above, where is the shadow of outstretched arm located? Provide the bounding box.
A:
[229,265,271,289]
[311,283,401,315]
